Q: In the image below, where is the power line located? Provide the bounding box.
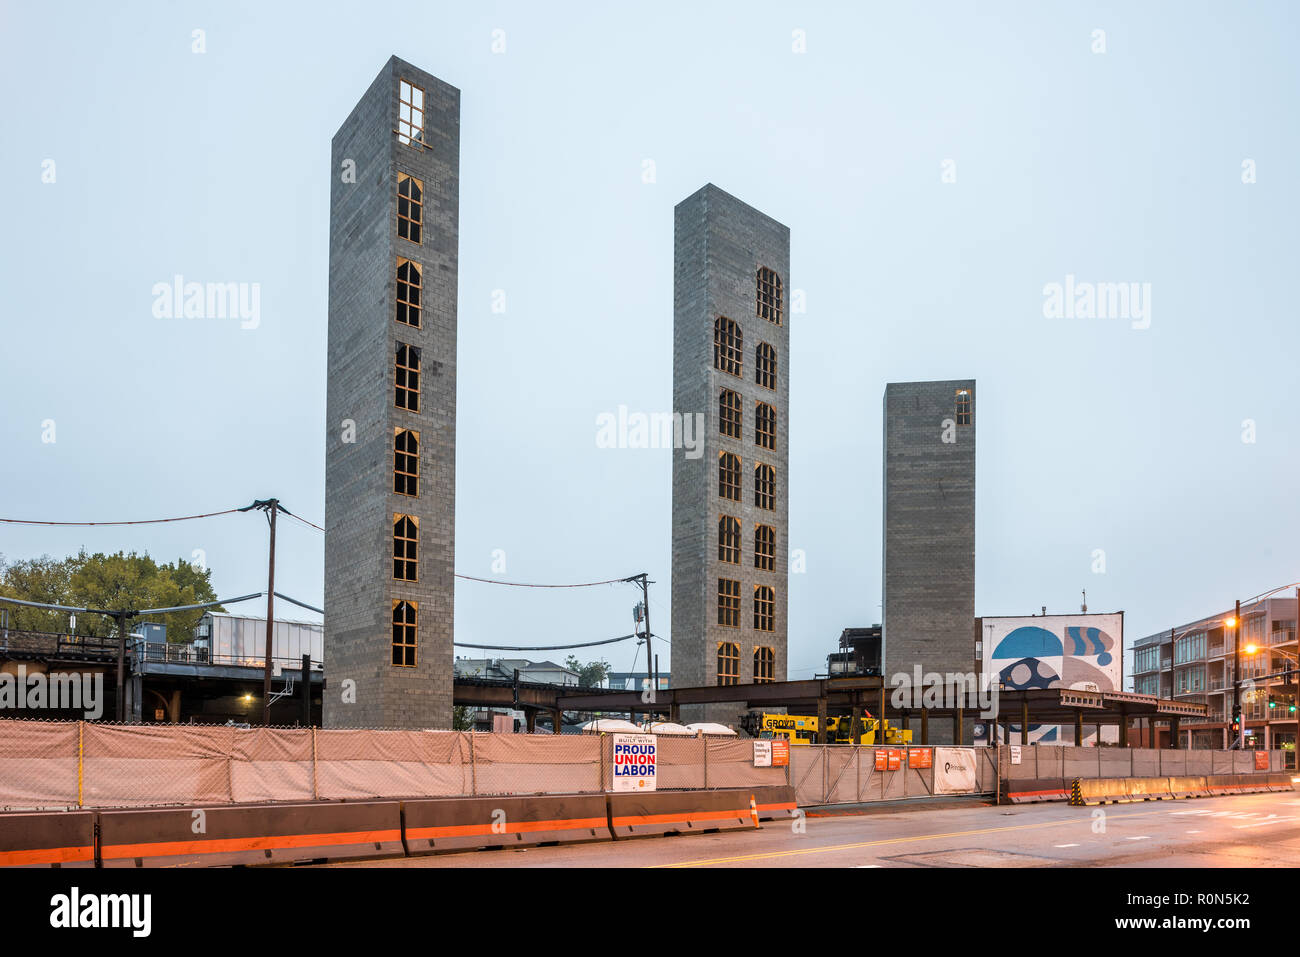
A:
[274,591,324,615]
[454,632,653,652]
[3,500,638,594]
[281,511,324,532]
[0,507,242,527]
[453,573,636,588]
[0,591,265,616]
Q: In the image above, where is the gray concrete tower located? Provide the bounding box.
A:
[672,185,790,725]
[324,57,458,728]
[882,379,976,742]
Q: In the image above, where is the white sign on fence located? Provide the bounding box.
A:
[754,740,772,767]
[934,747,978,794]
[1010,746,1022,765]
[611,733,657,791]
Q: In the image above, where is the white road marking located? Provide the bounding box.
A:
[855,864,881,868]
[1126,836,1150,841]
[1234,816,1300,829]
[1054,843,1080,848]
[1186,829,1202,833]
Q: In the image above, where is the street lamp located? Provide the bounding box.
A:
[1228,583,1300,750]
[1159,616,1236,749]
[1241,644,1300,755]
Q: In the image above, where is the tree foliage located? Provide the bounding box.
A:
[564,655,611,689]
[0,550,223,641]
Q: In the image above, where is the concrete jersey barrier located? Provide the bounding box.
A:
[97,800,404,867]
[402,794,610,853]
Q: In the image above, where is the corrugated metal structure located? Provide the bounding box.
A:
[195,612,323,672]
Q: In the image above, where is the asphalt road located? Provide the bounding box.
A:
[324,791,1300,868]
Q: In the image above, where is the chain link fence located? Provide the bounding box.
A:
[0,718,785,810]
[790,745,999,806]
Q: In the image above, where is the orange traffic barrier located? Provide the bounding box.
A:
[402,794,610,853]
[749,784,798,820]
[1002,778,1069,804]
[98,801,403,867]
[607,788,755,838]
[0,811,95,868]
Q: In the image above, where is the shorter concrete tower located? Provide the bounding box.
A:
[882,379,976,742]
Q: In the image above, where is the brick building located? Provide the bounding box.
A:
[670,184,790,725]
[882,380,976,743]
[323,57,459,728]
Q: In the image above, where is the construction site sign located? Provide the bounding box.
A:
[934,747,978,794]
[770,739,790,767]
[611,734,657,791]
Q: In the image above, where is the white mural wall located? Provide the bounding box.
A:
[977,613,1123,746]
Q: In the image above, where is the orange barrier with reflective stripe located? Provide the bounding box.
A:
[607,789,756,837]
[0,811,95,869]
[402,794,612,853]
[100,828,402,862]
[1,788,798,866]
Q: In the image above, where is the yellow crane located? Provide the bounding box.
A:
[746,712,913,746]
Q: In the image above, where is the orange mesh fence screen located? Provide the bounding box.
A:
[0,719,80,809]
[705,736,787,788]
[470,733,601,795]
[314,729,470,800]
[82,724,235,807]
[1,721,796,809]
[229,728,315,804]
[653,735,707,790]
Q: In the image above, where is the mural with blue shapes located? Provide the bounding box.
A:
[980,614,1123,745]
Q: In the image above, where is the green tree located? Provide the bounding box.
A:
[0,553,74,633]
[0,550,222,641]
[565,655,611,689]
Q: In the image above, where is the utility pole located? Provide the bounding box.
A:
[1168,627,1176,746]
[638,573,653,702]
[241,498,281,726]
[263,501,278,726]
[115,610,130,721]
[1232,598,1242,750]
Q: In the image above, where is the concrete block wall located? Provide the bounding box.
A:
[672,184,790,726]
[882,379,976,744]
[324,57,459,729]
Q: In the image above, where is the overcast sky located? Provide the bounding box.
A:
[3,0,1297,683]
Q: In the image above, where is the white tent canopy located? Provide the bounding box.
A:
[577,718,642,734]
[640,721,695,736]
[684,722,737,736]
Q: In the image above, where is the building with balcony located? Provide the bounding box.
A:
[1131,593,1298,751]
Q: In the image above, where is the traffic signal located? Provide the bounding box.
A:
[1269,697,1277,710]
[1231,705,1242,737]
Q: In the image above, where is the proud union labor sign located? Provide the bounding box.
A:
[611,733,657,791]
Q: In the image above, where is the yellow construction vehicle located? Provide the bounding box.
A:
[744,712,913,746]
